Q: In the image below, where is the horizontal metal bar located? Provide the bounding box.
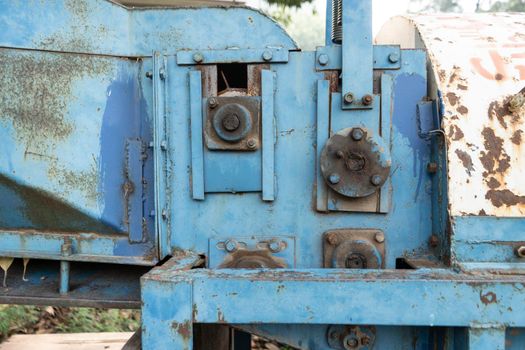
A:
[143,267,525,327]
[316,45,401,71]
[177,48,289,65]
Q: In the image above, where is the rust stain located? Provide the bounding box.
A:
[456,105,469,115]
[511,130,523,145]
[457,84,468,90]
[479,127,511,176]
[448,125,464,140]
[486,177,501,189]
[486,189,525,207]
[455,149,474,175]
[172,320,192,341]
[446,92,458,106]
[480,291,497,305]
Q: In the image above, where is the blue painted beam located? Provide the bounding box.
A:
[316,45,401,71]
[261,70,275,201]
[177,48,289,65]
[189,71,205,201]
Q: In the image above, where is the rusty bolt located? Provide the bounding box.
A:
[362,94,374,106]
[427,162,438,174]
[336,150,345,159]
[516,246,525,258]
[224,239,238,253]
[429,234,439,248]
[193,52,204,63]
[208,97,218,109]
[268,240,282,253]
[329,330,340,340]
[388,52,400,63]
[262,50,273,61]
[318,54,329,66]
[222,114,240,131]
[370,174,382,186]
[343,335,359,349]
[351,128,364,141]
[374,232,385,243]
[145,71,153,79]
[247,138,257,149]
[344,93,354,104]
[329,173,341,185]
[360,336,371,346]
[326,233,340,246]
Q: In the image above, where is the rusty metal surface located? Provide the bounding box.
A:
[377,14,525,217]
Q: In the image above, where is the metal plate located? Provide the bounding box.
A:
[323,229,385,269]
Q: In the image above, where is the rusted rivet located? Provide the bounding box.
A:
[247,138,257,149]
[344,93,354,104]
[370,174,382,186]
[159,68,166,80]
[268,240,282,253]
[362,94,373,106]
[344,335,359,349]
[388,52,400,63]
[262,50,273,61]
[318,54,329,66]
[516,246,525,258]
[161,209,168,220]
[351,128,364,141]
[374,232,385,243]
[160,140,167,151]
[209,97,218,109]
[360,336,371,346]
[326,233,339,246]
[427,162,438,174]
[193,52,204,63]
[336,150,345,159]
[224,239,238,253]
[429,234,439,248]
[329,173,341,184]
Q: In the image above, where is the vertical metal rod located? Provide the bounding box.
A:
[261,69,275,201]
[59,260,70,295]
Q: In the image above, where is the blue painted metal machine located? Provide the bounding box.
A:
[1,0,525,349]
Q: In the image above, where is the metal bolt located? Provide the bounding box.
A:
[351,128,364,141]
[262,50,273,61]
[361,336,371,346]
[61,242,72,257]
[344,93,354,104]
[326,233,339,246]
[362,94,373,106]
[224,239,238,253]
[247,138,257,149]
[159,68,166,80]
[222,114,240,131]
[329,173,341,185]
[388,52,400,63]
[161,209,168,220]
[427,162,438,174]
[375,232,385,243]
[268,240,282,253]
[516,246,525,258]
[429,234,439,248]
[145,71,153,79]
[370,174,382,186]
[329,330,340,340]
[343,335,359,349]
[336,150,345,159]
[318,54,329,66]
[160,140,167,151]
[209,97,218,109]
[193,52,204,63]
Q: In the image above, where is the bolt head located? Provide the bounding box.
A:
[329,173,341,185]
[224,239,238,253]
[361,336,371,346]
[362,94,373,106]
[268,240,282,253]
[370,174,383,186]
[516,246,525,258]
[208,97,218,109]
[262,50,273,61]
[388,52,400,63]
[193,53,204,63]
[246,138,257,149]
[222,114,240,131]
[336,150,345,159]
[343,335,359,349]
[344,93,354,104]
[318,54,329,66]
[375,232,385,243]
[351,128,364,141]
[145,71,153,79]
[326,233,339,246]
[427,162,438,174]
[429,234,439,248]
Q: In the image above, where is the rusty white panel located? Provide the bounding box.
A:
[377,14,525,217]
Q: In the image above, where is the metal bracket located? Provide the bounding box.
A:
[189,70,205,200]
[125,138,145,243]
[177,48,289,65]
[261,69,276,201]
[152,52,169,256]
[316,45,401,71]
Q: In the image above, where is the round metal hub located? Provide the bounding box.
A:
[212,103,252,142]
[320,127,391,198]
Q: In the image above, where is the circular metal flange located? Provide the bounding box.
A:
[327,325,376,350]
[320,127,391,198]
[212,103,252,143]
[219,249,287,269]
[331,239,382,269]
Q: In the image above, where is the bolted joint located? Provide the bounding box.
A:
[318,54,329,66]
[374,232,385,243]
[344,92,354,104]
[246,138,257,149]
[362,94,373,106]
[208,97,218,109]
[370,174,382,186]
[326,233,340,246]
[388,52,400,63]
[329,173,341,185]
[268,239,283,253]
[193,52,204,63]
[262,50,273,62]
[516,246,525,258]
[350,128,364,141]
[224,239,239,253]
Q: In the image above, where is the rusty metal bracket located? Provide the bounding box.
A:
[323,229,386,268]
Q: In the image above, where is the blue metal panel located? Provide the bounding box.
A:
[316,80,330,212]
[261,70,276,201]
[189,71,205,201]
[341,0,373,109]
[468,327,506,350]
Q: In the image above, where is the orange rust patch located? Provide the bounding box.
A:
[480,291,497,305]
[455,149,474,175]
[479,128,511,176]
[172,320,192,341]
[485,189,525,207]
[511,130,523,145]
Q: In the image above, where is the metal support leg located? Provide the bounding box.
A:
[468,326,506,350]
[59,260,70,295]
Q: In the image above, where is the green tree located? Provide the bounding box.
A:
[488,0,525,11]
[410,0,462,12]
